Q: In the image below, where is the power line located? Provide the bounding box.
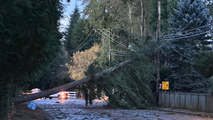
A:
[161,23,212,38]
[157,22,213,59]
[160,28,210,40]
[94,29,128,49]
[158,23,212,42]
[101,29,134,48]
[75,30,95,50]
[167,41,187,57]
[110,49,126,54]
[161,30,210,41]
[98,29,136,52]
[110,52,125,56]
[97,29,127,48]
[178,7,209,32]
[96,29,128,49]
[76,32,97,51]
[102,29,122,39]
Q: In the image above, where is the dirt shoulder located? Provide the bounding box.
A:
[4,103,49,120]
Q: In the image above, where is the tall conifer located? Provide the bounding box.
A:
[165,0,211,93]
[65,7,80,52]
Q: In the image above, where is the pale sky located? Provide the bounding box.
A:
[59,0,85,33]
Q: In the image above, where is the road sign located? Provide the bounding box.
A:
[162,81,169,90]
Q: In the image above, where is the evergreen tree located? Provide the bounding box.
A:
[165,0,211,93]
[32,47,69,91]
[206,0,213,16]
[71,19,96,51]
[85,30,155,108]
[0,0,62,117]
[82,0,156,107]
[167,0,179,15]
[192,51,213,79]
[65,6,80,52]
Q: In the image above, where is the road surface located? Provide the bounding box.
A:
[32,98,212,120]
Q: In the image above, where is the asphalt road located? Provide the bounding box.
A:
[32,98,213,120]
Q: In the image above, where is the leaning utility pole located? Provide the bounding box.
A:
[12,59,132,104]
[156,1,161,105]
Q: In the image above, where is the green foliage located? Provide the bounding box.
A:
[0,84,18,118]
[164,0,211,93]
[169,0,210,32]
[30,47,69,90]
[0,0,62,118]
[87,32,155,108]
[82,0,157,106]
[193,51,213,78]
[72,19,97,51]
[148,0,171,33]
[167,0,179,15]
[83,0,113,29]
[80,0,213,108]
[65,7,80,52]
[65,6,96,54]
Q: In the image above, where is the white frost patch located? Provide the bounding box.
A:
[32,99,212,120]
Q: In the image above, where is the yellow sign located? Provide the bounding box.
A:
[162,81,169,90]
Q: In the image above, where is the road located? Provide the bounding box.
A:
[32,98,212,120]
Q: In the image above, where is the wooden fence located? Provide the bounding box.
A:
[159,91,213,113]
[67,91,76,99]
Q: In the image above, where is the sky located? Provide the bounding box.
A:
[59,0,85,33]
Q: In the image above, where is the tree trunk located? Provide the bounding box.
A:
[12,59,132,104]
[127,2,133,34]
[140,0,144,37]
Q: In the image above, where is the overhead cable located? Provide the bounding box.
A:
[97,29,128,49]
[95,30,128,49]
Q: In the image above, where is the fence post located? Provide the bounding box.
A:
[179,92,181,108]
[174,92,176,108]
[164,91,166,107]
[205,93,207,112]
[198,93,199,111]
[185,92,186,109]
[169,91,170,107]
[191,93,193,110]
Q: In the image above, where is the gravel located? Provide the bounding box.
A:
[33,99,213,120]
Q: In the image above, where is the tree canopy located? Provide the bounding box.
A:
[164,0,211,92]
[0,0,62,117]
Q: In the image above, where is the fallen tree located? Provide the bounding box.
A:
[12,59,132,104]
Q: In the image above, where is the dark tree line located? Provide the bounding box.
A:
[0,0,63,117]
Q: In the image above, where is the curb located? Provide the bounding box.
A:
[155,108,213,118]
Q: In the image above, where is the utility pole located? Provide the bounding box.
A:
[156,1,161,105]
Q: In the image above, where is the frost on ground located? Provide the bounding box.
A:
[33,99,213,120]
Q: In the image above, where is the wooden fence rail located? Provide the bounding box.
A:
[159,91,213,113]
